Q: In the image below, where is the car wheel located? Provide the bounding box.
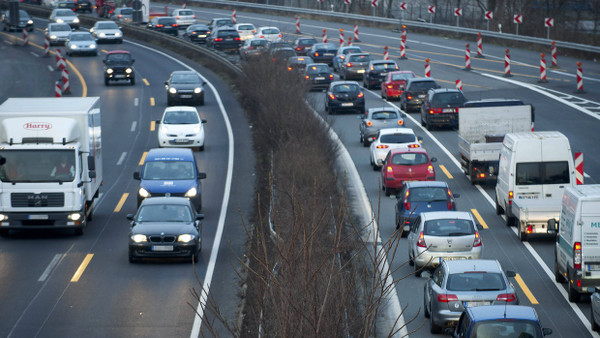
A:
[592,307,600,332]
[198,144,205,151]
[74,227,83,236]
[363,137,369,147]
[384,185,390,197]
[424,292,431,318]
[0,228,9,237]
[118,39,123,44]
[104,78,109,86]
[167,99,173,106]
[414,262,422,278]
[192,251,199,263]
[518,225,527,241]
[425,118,433,131]
[130,77,135,85]
[568,280,581,303]
[198,98,204,106]
[430,315,442,334]
[128,253,139,263]
[372,163,379,171]
[92,51,98,57]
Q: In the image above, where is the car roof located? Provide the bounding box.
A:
[146,148,195,161]
[164,106,198,113]
[139,196,193,206]
[235,23,255,27]
[371,60,397,64]
[379,127,415,135]
[347,53,370,57]
[420,211,473,222]
[408,77,437,83]
[467,305,539,322]
[259,26,279,30]
[368,107,400,113]
[330,80,360,86]
[429,88,461,94]
[106,50,131,55]
[405,181,449,188]
[171,70,197,76]
[388,147,428,156]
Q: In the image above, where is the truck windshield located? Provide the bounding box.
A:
[0,150,76,183]
[142,161,195,180]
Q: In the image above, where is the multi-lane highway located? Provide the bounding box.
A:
[1,3,600,337]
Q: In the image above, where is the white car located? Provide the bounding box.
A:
[49,8,79,29]
[45,22,72,46]
[256,26,282,42]
[369,128,420,170]
[66,32,97,56]
[156,106,206,151]
[90,21,123,43]
[234,23,257,40]
[170,8,196,28]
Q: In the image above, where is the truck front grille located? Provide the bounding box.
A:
[11,193,65,207]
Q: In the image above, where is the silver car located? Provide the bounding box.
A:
[66,32,97,56]
[407,211,483,275]
[49,8,79,29]
[341,53,371,80]
[90,21,123,43]
[45,22,72,46]
[424,259,518,333]
[110,7,133,24]
[359,107,405,146]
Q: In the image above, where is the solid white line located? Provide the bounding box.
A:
[116,152,126,166]
[47,65,54,72]
[130,121,137,132]
[38,254,62,282]
[134,97,139,106]
[30,51,39,57]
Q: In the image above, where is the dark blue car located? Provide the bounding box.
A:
[133,148,206,211]
[451,305,552,337]
[395,181,458,236]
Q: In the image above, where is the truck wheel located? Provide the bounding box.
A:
[0,228,9,237]
[568,281,581,303]
[130,77,135,85]
[554,259,566,283]
[506,215,516,227]
[495,197,504,215]
[104,78,109,86]
[518,225,527,241]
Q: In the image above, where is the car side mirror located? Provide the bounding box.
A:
[131,59,135,63]
[164,81,168,86]
[202,81,207,86]
[547,219,558,232]
[197,172,207,180]
[102,59,107,64]
[88,171,96,179]
[133,171,141,180]
[417,136,423,142]
[542,328,552,336]
[453,193,460,198]
[476,223,483,230]
[154,120,161,124]
[401,113,407,118]
[505,270,517,278]
[126,214,134,220]
[196,214,205,220]
[201,119,207,124]
[430,157,437,162]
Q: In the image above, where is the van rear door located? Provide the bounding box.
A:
[582,201,600,279]
[541,137,572,199]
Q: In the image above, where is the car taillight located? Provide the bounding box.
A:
[526,225,533,234]
[406,94,413,100]
[366,121,373,126]
[387,166,393,173]
[479,173,486,179]
[508,191,513,205]
[328,94,336,100]
[346,62,353,67]
[118,14,122,18]
[329,74,334,79]
[340,55,345,60]
[437,294,458,302]
[397,120,404,126]
[235,37,241,41]
[193,15,196,18]
[417,232,427,248]
[429,108,442,114]
[376,145,389,149]
[278,33,282,38]
[387,85,393,89]
[496,293,517,302]
[156,24,164,28]
[427,165,434,175]
[574,242,582,269]
[473,231,482,247]
[314,52,320,57]
[176,16,180,19]
[287,67,292,71]
[172,24,178,27]
[408,144,420,148]
[214,38,223,42]
[296,47,301,50]
[447,200,454,210]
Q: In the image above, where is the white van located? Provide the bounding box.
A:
[554,185,600,302]
[495,131,575,225]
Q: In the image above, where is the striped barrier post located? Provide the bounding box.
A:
[44,37,50,57]
[339,29,344,47]
[464,43,471,70]
[551,41,558,68]
[399,38,407,59]
[347,36,352,46]
[383,46,389,60]
[232,9,236,24]
[55,81,62,97]
[503,49,512,77]
[23,29,30,46]
[55,48,64,70]
[576,62,584,93]
[295,17,300,34]
[62,68,71,95]
[182,2,186,9]
[401,27,407,43]
[322,29,327,43]
[538,53,548,83]
[425,58,431,77]
[456,79,463,90]
[476,32,483,57]
[353,24,360,42]
[575,152,583,185]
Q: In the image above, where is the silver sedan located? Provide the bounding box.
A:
[66,32,97,56]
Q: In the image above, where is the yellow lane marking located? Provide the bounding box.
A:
[101,49,109,54]
[114,193,129,212]
[71,254,93,282]
[439,165,453,179]
[150,97,155,106]
[139,151,148,165]
[514,273,539,304]
[470,209,488,229]
[143,78,150,86]
[150,121,156,131]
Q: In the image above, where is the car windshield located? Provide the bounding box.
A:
[391,73,415,81]
[163,110,200,124]
[238,24,254,30]
[446,272,506,291]
[142,161,195,180]
[379,133,416,144]
[391,153,429,165]
[97,22,118,29]
[107,53,131,62]
[16,10,31,18]
[410,81,438,90]
[56,10,74,16]
[299,38,317,45]
[136,204,192,222]
[306,65,329,73]
[348,54,370,62]
[70,34,93,41]
[333,84,359,93]
[0,149,76,183]
[471,320,542,338]
[250,40,268,47]
[52,24,71,31]
[431,92,466,106]
[371,111,399,120]
[373,63,397,70]
[423,219,475,236]
[171,73,199,84]
[408,187,449,202]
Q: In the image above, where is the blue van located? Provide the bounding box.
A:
[133,148,206,211]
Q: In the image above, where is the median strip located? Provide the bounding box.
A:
[71,254,93,282]
[114,193,129,213]
[514,273,539,304]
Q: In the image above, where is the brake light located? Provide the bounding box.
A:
[479,173,486,178]
[296,47,302,51]
[193,15,196,19]
[340,55,345,60]
[447,200,453,210]
[176,16,180,19]
[214,38,223,42]
[387,166,393,173]
[429,108,442,114]
[496,293,517,302]
[437,294,458,302]
[406,94,413,100]
[328,94,336,100]
[259,35,264,38]
[417,232,427,248]
[172,24,178,27]
[118,14,122,18]
[387,85,393,89]
[234,37,241,41]
[306,75,310,80]
[397,120,404,126]
[574,242,582,269]
[366,121,373,127]
[287,67,292,71]
[473,231,482,247]
[370,66,374,70]
[408,144,420,148]
[358,92,364,98]
[329,74,334,80]
[376,145,389,149]
[156,24,164,28]
[526,225,533,234]
[278,34,282,38]
[508,191,513,205]
[314,52,320,57]
[427,165,434,175]
[346,62,353,67]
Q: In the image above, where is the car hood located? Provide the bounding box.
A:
[160,124,201,134]
[131,221,197,235]
[96,28,121,34]
[49,31,72,38]
[140,179,197,193]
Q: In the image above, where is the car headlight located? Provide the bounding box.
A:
[106,68,114,74]
[50,35,57,39]
[67,213,82,221]
[90,43,96,49]
[99,32,106,37]
[73,18,80,23]
[168,87,177,94]
[184,187,197,198]
[0,214,8,222]
[56,19,64,23]
[160,125,167,133]
[194,87,202,94]
[115,32,122,37]
[193,125,201,133]
[178,234,195,243]
[27,20,33,24]
[138,187,150,198]
[131,234,147,243]
[70,44,78,49]
[125,68,133,74]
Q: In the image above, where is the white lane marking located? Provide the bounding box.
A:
[30,51,39,57]
[134,97,139,106]
[124,40,235,338]
[47,65,54,72]
[38,254,63,282]
[585,172,591,178]
[116,152,127,166]
[130,121,137,132]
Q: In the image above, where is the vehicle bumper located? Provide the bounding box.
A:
[97,35,123,42]
[405,99,424,110]
[384,89,403,99]
[49,36,69,45]
[569,272,600,294]
[167,92,204,104]
[0,210,85,230]
[68,47,97,54]
[129,241,198,259]
[158,136,204,148]
[366,76,385,87]
[307,78,332,89]
[106,72,134,81]
[345,69,366,79]
[427,113,458,127]
[431,308,462,328]
[190,36,208,43]
[414,249,482,269]
[312,56,335,64]
[328,101,365,113]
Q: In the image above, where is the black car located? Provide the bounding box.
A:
[239,38,269,60]
[1,9,34,32]
[74,0,93,13]
[127,197,203,263]
[292,37,317,56]
[207,27,242,52]
[55,1,78,11]
[287,56,313,73]
[362,60,399,89]
[304,63,333,91]
[103,50,135,86]
[165,70,206,106]
[147,17,178,36]
[420,88,467,130]
[207,17,234,31]
[308,42,338,65]
[183,24,211,43]
[325,81,365,115]
[400,77,440,113]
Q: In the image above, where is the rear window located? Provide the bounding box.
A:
[423,219,475,236]
[262,28,280,34]
[251,39,268,47]
[97,22,119,29]
[299,38,317,45]
[217,30,239,38]
[431,92,466,106]
[159,18,176,24]
[391,73,415,81]
[120,8,133,15]
[410,81,437,90]
[379,133,416,144]
[179,10,194,15]
[315,43,337,50]
[515,161,570,185]
[216,19,234,26]
[306,65,330,73]
[371,111,399,119]
[407,187,449,202]
[348,54,371,62]
[373,63,397,70]
[446,272,506,291]
[391,153,429,165]
[343,48,362,54]
[238,24,255,30]
[471,320,542,338]
[332,83,359,93]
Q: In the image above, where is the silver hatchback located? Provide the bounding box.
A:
[342,53,371,80]
[424,259,518,333]
[408,211,483,275]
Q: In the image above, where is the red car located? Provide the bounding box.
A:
[381,70,416,101]
[381,147,436,196]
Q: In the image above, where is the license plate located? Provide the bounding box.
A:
[180,95,192,98]
[464,301,491,308]
[315,77,325,80]
[174,138,188,143]
[439,257,463,263]
[152,245,174,251]
[225,38,233,41]
[198,34,206,37]
[443,108,455,113]
[28,214,49,220]
[418,94,426,98]
[341,103,354,107]
[357,69,365,73]
[114,74,125,78]
[589,264,600,271]
[324,53,334,56]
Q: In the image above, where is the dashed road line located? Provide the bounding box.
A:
[514,273,539,304]
[470,208,488,229]
[439,164,453,179]
[71,254,93,282]
[114,193,129,212]
[38,254,63,282]
[116,152,126,166]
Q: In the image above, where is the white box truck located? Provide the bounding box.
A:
[0,97,102,236]
[495,131,575,240]
[554,185,600,302]
[457,104,532,184]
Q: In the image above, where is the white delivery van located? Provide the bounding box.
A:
[554,185,600,302]
[495,132,575,226]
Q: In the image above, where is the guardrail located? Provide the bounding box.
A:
[173,0,600,56]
